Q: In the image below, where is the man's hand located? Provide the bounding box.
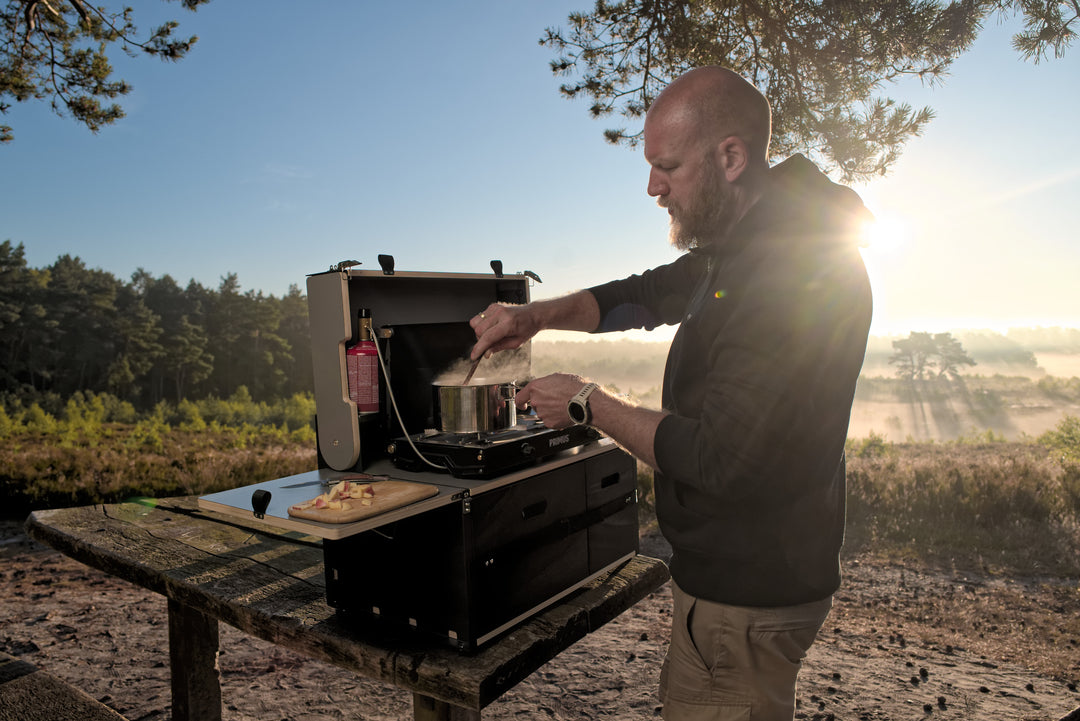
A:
[515,373,591,429]
[519,372,667,470]
[468,291,602,361]
[469,303,541,360]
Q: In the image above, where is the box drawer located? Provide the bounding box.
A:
[586,448,637,508]
[470,464,587,557]
[585,449,638,573]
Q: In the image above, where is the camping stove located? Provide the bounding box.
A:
[389,416,601,478]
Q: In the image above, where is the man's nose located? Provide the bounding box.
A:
[647,169,667,197]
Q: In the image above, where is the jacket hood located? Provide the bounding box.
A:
[696,154,871,259]
[766,154,873,242]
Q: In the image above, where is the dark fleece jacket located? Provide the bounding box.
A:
[588,155,873,606]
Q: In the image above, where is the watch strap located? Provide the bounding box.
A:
[568,382,599,425]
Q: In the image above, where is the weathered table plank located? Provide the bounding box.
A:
[26,497,669,714]
[0,650,129,721]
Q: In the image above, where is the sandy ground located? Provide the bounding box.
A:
[2,520,1079,721]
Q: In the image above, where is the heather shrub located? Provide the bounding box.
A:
[1,424,317,516]
[1037,376,1080,402]
[1039,414,1080,463]
[0,405,18,438]
[0,391,319,517]
[174,399,207,430]
[276,392,317,431]
[1061,464,1080,514]
[62,392,108,430]
[22,403,57,433]
[846,429,891,459]
[845,438,1080,575]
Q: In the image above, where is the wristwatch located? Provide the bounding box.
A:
[567,382,599,426]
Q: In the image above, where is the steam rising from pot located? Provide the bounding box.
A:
[434,345,531,386]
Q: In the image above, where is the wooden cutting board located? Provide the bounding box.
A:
[287,480,439,524]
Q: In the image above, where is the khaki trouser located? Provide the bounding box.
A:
[659,580,832,721]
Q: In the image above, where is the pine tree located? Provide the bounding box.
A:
[1,0,209,143]
[543,1,1077,181]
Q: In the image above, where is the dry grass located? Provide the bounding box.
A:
[845,439,1080,577]
[1,425,317,517]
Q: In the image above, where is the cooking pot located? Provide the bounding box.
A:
[433,381,517,433]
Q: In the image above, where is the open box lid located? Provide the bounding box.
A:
[307,260,537,472]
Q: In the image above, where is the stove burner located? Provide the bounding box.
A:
[390,421,601,478]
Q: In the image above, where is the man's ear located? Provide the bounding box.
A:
[715,136,749,182]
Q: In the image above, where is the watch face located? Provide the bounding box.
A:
[568,401,586,424]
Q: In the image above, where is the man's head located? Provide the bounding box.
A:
[644,67,772,249]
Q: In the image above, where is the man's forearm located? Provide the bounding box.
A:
[530,290,601,333]
[471,290,602,360]
[587,390,666,471]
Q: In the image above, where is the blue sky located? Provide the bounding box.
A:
[2,2,1078,339]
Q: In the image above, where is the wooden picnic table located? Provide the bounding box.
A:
[24,496,669,721]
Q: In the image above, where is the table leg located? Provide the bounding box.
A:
[168,598,222,721]
[413,692,481,720]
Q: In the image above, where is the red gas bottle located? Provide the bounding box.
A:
[346,308,379,414]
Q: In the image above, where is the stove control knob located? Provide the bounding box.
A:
[521,443,534,456]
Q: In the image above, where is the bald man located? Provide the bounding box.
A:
[471,67,872,720]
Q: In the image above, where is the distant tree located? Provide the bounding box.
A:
[38,254,122,394]
[0,240,48,389]
[205,273,246,398]
[1,0,210,144]
[889,331,975,381]
[179,277,216,396]
[890,331,937,381]
[108,284,164,399]
[242,288,291,399]
[1002,326,1080,354]
[929,332,976,379]
[136,269,184,401]
[0,246,312,407]
[132,269,207,402]
[543,1,1077,181]
[275,283,313,396]
[163,314,213,401]
[955,330,1038,369]
[204,273,292,400]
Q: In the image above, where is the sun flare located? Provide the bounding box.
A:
[859,212,910,254]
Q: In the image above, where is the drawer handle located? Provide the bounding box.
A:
[600,473,621,489]
[521,500,547,520]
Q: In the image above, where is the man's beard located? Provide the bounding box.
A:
[666,163,734,251]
